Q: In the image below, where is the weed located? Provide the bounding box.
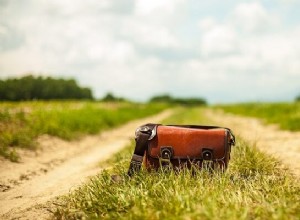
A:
[216,102,300,131]
[0,101,168,161]
[53,107,300,220]
[54,141,300,220]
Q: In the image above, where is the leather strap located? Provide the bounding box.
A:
[127,124,157,176]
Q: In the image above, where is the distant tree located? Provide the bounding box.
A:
[101,92,125,102]
[149,94,206,106]
[296,95,300,102]
[0,74,93,101]
[173,97,207,106]
[150,94,173,103]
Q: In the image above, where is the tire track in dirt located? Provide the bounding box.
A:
[204,109,300,178]
[0,109,173,220]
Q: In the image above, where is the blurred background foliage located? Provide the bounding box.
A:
[0,75,93,101]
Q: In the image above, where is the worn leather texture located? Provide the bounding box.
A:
[144,125,232,170]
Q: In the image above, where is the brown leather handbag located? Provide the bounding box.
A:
[127,124,235,176]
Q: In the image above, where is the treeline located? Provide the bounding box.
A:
[101,92,126,102]
[99,93,207,106]
[0,75,93,101]
[149,94,206,106]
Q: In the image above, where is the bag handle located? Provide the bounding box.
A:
[127,124,235,176]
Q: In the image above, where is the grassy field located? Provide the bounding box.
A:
[53,107,300,220]
[0,101,168,161]
[216,102,300,131]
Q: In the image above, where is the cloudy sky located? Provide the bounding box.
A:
[0,0,299,103]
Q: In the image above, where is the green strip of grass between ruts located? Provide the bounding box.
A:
[0,101,169,161]
[216,102,300,131]
[53,107,300,220]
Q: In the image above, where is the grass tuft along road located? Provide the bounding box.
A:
[216,102,300,131]
[0,101,168,161]
[54,107,300,220]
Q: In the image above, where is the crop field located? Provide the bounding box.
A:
[53,107,300,220]
[216,102,300,131]
[0,101,168,161]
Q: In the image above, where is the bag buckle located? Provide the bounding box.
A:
[202,148,213,160]
[202,148,214,170]
[135,125,156,140]
[160,146,173,166]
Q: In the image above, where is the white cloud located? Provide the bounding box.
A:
[0,0,299,102]
[200,25,239,57]
[196,1,300,76]
[0,24,6,35]
[231,2,280,33]
[121,19,179,49]
[188,1,300,102]
[198,17,217,31]
[134,0,183,16]
[279,0,299,4]
[0,45,47,75]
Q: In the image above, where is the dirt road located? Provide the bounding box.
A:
[1,108,299,219]
[204,109,300,178]
[0,110,173,220]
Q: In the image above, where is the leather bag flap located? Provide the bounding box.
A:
[148,125,229,160]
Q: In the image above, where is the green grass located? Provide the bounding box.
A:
[53,107,300,220]
[161,106,211,125]
[0,101,168,161]
[216,102,300,131]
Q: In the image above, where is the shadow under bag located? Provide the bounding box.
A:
[127,124,236,176]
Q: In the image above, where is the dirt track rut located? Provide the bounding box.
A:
[0,110,172,220]
[1,108,299,219]
[204,109,300,178]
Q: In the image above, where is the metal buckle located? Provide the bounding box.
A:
[160,146,173,167]
[202,148,213,160]
[160,147,173,159]
[135,125,156,140]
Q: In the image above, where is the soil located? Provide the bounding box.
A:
[204,109,300,178]
[0,110,173,220]
[1,108,299,219]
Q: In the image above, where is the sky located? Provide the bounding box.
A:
[0,0,299,103]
